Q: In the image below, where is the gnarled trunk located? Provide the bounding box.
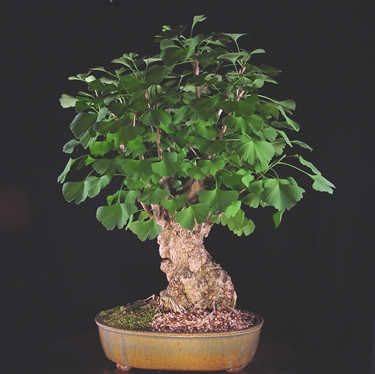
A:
[156,216,237,312]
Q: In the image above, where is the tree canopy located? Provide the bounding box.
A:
[59,15,334,241]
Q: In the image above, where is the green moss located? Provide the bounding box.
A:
[99,299,158,330]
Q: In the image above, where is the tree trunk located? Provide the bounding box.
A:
[156,216,237,312]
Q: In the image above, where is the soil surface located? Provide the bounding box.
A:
[99,298,256,333]
[151,308,256,333]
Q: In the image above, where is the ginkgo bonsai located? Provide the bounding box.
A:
[58,16,334,317]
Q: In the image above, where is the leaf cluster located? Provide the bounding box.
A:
[58,15,334,240]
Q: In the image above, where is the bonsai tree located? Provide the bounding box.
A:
[58,16,334,314]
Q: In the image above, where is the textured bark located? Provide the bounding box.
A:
[156,216,237,312]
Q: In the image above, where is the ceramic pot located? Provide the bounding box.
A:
[95,312,263,372]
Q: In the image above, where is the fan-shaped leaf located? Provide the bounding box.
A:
[87,175,111,198]
[161,193,188,213]
[120,75,145,92]
[233,135,275,165]
[311,175,336,194]
[58,158,75,183]
[62,180,89,204]
[122,158,158,181]
[186,166,206,180]
[141,109,172,127]
[199,188,238,213]
[69,112,97,139]
[297,155,321,174]
[219,209,255,236]
[130,217,162,241]
[198,156,226,175]
[151,152,182,177]
[260,178,305,211]
[96,203,137,230]
[60,94,77,108]
[191,15,207,34]
[291,140,313,151]
[140,187,170,204]
[224,201,241,217]
[174,201,211,230]
[161,47,186,66]
[273,210,284,228]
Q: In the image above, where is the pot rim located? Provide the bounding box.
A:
[95,311,263,338]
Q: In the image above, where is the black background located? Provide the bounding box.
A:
[1,1,374,373]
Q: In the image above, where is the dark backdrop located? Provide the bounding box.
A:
[1,1,374,373]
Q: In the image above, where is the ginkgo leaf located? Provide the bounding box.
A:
[222,33,249,43]
[160,47,186,66]
[199,188,238,213]
[161,193,188,213]
[58,158,75,183]
[69,112,97,139]
[141,109,172,127]
[310,175,336,194]
[222,115,250,133]
[111,126,143,147]
[174,202,211,230]
[93,158,125,177]
[297,155,321,175]
[191,15,207,34]
[96,203,137,230]
[90,141,111,156]
[130,217,162,241]
[291,140,313,151]
[260,178,305,211]
[199,140,226,155]
[62,180,89,204]
[217,51,248,64]
[278,106,299,131]
[186,166,206,180]
[242,192,262,209]
[224,201,241,217]
[272,210,284,228]
[120,75,145,92]
[220,96,258,117]
[62,139,80,154]
[219,209,255,236]
[221,170,249,190]
[86,175,111,198]
[174,207,195,230]
[272,138,286,155]
[140,187,170,204]
[60,94,77,108]
[122,158,158,181]
[233,135,275,166]
[107,190,138,205]
[198,156,226,175]
[151,152,182,177]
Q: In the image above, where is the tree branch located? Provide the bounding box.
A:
[159,176,171,190]
[141,202,153,218]
[192,60,201,98]
[181,176,213,203]
[156,127,162,160]
[219,125,227,139]
[235,89,245,101]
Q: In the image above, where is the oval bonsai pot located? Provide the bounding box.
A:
[95,312,263,372]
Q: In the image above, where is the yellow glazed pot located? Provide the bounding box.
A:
[95,312,263,372]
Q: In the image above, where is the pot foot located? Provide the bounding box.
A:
[116,363,132,371]
[226,366,245,373]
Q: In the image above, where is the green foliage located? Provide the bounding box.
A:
[59,16,334,240]
[129,215,162,241]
